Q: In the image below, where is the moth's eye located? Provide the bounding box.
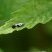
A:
[12,25,16,29]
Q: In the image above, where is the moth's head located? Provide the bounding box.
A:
[12,25,16,29]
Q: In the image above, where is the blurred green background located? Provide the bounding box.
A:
[0,20,52,52]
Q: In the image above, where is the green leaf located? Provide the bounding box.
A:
[0,0,52,34]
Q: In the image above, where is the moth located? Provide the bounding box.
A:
[12,23,24,29]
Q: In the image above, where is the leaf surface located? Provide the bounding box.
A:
[0,0,52,34]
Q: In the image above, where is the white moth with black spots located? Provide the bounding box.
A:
[12,23,24,29]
